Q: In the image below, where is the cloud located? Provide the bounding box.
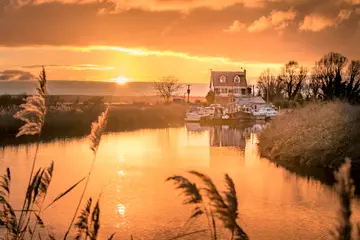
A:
[248,9,296,32]
[5,0,277,13]
[223,20,246,33]
[299,9,353,32]
[343,0,360,4]
[299,15,334,32]
[22,64,114,71]
[0,70,35,80]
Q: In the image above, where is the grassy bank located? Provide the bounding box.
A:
[0,103,186,138]
[258,101,360,169]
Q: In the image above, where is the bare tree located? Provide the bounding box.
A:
[313,52,348,100]
[304,66,323,100]
[345,60,360,103]
[257,69,284,102]
[278,61,308,100]
[154,76,183,103]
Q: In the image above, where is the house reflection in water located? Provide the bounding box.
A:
[184,123,265,170]
[210,125,248,149]
[209,125,250,170]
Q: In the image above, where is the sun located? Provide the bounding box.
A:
[112,76,131,84]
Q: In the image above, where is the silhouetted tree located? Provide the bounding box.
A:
[278,61,308,100]
[154,76,183,103]
[345,60,360,103]
[205,89,216,105]
[302,67,323,101]
[314,52,348,100]
[257,69,284,102]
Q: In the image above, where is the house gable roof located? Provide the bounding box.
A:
[211,71,247,87]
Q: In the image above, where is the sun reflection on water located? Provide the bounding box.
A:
[117,170,125,177]
[116,203,126,216]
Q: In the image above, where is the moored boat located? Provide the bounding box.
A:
[185,106,211,122]
[252,106,279,119]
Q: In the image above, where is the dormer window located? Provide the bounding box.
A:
[234,75,241,83]
[219,75,226,83]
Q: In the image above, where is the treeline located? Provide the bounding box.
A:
[257,52,360,106]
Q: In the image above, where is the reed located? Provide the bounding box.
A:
[64,106,109,239]
[74,197,100,240]
[0,102,186,138]
[167,171,248,240]
[13,66,48,236]
[258,101,360,169]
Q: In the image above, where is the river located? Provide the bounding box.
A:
[1,123,360,239]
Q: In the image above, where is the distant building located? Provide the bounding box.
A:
[209,69,253,104]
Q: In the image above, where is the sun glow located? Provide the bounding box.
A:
[112,76,131,84]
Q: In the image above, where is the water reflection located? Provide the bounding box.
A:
[1,125,360,240]
[116,203,126,216]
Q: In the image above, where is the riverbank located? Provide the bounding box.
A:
[0,103,186,144]
[258,101,360,170]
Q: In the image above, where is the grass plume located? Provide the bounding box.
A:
[13,66,47,137]
[64,106,109,239]
[12,66,48,238]
[166,175,215,239]
[167,171,248,240]
[74,197,101,240]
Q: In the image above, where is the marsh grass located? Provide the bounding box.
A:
[258,101,360,168]
[0,103,186,138]
[167,171,248,240]
[64,106,109,239]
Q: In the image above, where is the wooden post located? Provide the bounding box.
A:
[187,85,191,104]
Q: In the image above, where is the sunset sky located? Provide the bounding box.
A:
[0,0,359,84]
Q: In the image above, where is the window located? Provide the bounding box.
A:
[241,89,246,95]
[248,87,252,95]
[234,88,241,94]
[219,75,226,83]
[214,88,220,94]
[234,75,241,83]
[221,88,228,94]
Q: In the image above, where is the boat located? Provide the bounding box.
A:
[227,106,266,121]
[185,106,211,122]
[252,106,279,119]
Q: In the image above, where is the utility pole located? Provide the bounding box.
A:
[267,77,269,103]
[187,85,191,104]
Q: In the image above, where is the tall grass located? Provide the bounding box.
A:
[13,66,48,236]
[0,102,186,138]
[167,171,248,240]
[0,68,113,240]
[63,106,109,239]
[258,101,360,168]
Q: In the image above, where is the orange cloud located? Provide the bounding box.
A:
[8,0,280,12]
[22,64,114,71]
[343,0,360,4]
[299,15,334,32]
[223,20,246,33]
[248,9,296,32]
[299,9,353,32]
[0,69,35,80]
